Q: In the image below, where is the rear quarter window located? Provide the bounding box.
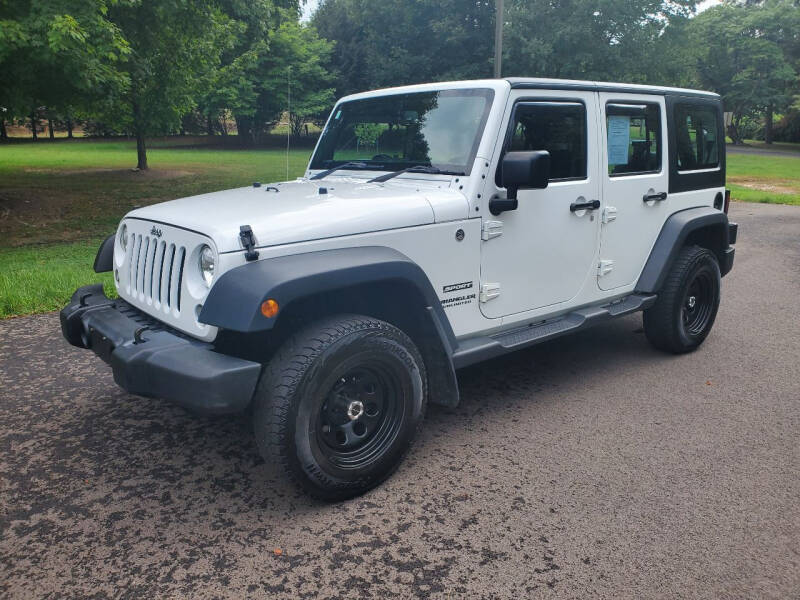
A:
[666,96,725,193]
[674,104,720,171]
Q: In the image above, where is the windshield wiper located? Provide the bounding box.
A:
[368,165,465,183]
[310,161,370,180]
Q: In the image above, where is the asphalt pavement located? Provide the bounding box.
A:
[1,202,798,599]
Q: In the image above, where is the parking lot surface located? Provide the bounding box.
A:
[1,202,798,599]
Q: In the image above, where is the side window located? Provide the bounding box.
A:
[501,101,587,182]
[606,102,661,176]
[674,103,720,171]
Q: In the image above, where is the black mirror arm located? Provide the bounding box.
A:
[489,193,519,216]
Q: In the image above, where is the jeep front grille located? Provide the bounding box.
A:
[127,234,186,312]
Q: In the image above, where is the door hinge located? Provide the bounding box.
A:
[481,220,503,241]
[602,206,617,224]
[598,260,614,277]
[480,283,501,302]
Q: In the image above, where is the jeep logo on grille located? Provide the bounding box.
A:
[150,226,163,238]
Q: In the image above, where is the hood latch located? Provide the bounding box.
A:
[239,225,260,262]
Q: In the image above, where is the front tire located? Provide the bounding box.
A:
[643,245,721,354]
[253,314,426,501]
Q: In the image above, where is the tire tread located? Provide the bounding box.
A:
[252,314,426,500]
[643,245,720,354]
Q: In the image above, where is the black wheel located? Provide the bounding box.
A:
[643,245,721,354]
[253,315,426,501]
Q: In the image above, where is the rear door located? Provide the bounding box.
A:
[597,93,669,291]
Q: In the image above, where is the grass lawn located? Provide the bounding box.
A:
[0,138,312,317]
[727,152,800,206]
[0,138,798,318]
[0,241,115,317]
[0,138,313,247]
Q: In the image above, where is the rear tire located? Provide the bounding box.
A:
[643,245,721,354]
[252,314,426,501]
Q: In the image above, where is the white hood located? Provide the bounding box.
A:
[126,178,468,253]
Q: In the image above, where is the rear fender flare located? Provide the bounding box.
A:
[636,207,731,293]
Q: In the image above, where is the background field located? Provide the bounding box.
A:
[1,139,799,318]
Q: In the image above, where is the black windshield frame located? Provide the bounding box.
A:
[309,88,495,176]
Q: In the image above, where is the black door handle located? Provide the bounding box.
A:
[570,199,600,212]
[643,191,667,202]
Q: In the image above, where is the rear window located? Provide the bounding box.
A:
[674,103,720,171]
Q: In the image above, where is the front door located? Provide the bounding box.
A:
[480,92,601,319]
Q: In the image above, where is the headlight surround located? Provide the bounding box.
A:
[199,244,215,286]
[119,223,128,251]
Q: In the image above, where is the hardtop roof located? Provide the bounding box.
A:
[505,77,719,99]
[337,78,719,104]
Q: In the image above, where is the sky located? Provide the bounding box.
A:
[697,0,721,12]
[301,0,319,22]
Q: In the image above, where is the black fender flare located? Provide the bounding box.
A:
[199,246,460,407]
[94,234,115,273]
[636,207,733,294]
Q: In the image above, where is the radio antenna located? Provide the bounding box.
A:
[286,66,291,180]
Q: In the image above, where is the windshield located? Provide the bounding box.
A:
[309,88,495,175]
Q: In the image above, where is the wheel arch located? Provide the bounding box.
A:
[93,234,115,273]
[636,207,732,294]
[200,246,460,407]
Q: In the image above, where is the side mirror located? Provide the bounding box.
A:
[491,151,551,215]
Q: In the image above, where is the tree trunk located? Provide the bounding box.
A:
[234,115,251,147]
[207,114,214,136]
[132,99,148,170]
[136,133,148,170]
[66,117,73,138]
[765,104,774,145]
[727,114,743,145]
[31,109,37,140]
[48,117,55,140]
[0,117,7,140]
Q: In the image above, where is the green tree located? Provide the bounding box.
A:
[501,0,697,83]
[740,0,800,142]
[0,0,129,140]
[195,0,278,138]
[195,3,332,144]
[689,1,797,144]
[266,20,335,138]
[312,0,494,97]
[99,0,238,168]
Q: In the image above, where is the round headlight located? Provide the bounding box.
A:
[199,245,215,286]
[119,224,128,251]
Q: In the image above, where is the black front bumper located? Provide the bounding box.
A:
[60,284,261,415]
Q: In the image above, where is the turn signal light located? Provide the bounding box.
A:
[261,299,279,318]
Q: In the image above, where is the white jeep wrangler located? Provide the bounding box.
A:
[62,78,737,500]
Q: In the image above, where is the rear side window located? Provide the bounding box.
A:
[606,102,661,176]
[674,103,720,171]
[504,101,587,181]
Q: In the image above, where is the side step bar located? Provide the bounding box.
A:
[452,293,656,369]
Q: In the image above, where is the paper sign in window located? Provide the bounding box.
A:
[607,116,630,166]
